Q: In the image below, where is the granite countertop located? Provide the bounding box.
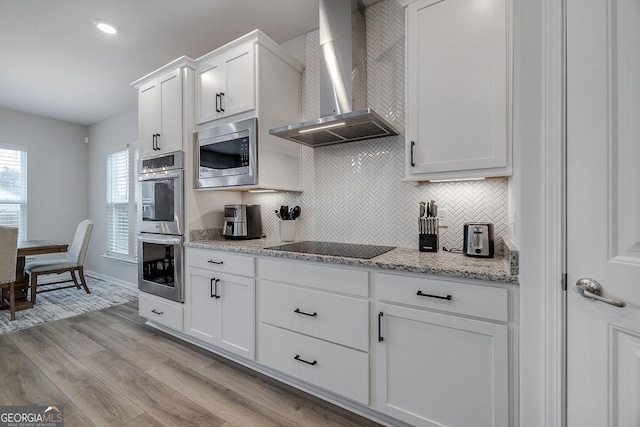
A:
[184,238,519,284]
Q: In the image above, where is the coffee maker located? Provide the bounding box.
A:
[223,204,262,240]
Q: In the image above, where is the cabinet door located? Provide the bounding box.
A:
[185,268,218,344]
[196,60,225,124]
[376,303,509,427]
[138,79,159,157]
[222,45,255,117]
[196,44,255,125]
[157,69,183,154]
[405,0,510,180]
[217,273,255,360]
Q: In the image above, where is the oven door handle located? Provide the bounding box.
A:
[138,170,182,181]
[137,235,182,245]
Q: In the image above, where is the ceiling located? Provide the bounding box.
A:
[0,0,333,126]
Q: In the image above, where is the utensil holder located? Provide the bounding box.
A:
[419,233,438,252]
[279,220,296,242]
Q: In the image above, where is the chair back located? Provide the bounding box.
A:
[67,220,94,266]
[0,226,18,284]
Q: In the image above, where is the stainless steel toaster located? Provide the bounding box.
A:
[463,223,494,258]
[222,204,262,240]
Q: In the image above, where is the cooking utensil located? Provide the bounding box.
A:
[419,201,426,218]
[291,206,301,220]
[280,206,289,220]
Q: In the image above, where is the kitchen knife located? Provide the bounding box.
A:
[419,202,426,218]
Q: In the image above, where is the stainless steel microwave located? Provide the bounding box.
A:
[195,117,257,188]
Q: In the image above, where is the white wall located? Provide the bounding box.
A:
[86,107,138,285]
[0,107,89,245]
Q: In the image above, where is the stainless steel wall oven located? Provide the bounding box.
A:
[137,151,184,303]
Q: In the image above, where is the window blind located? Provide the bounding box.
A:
[0,145,27,241]
[106,148,129,256]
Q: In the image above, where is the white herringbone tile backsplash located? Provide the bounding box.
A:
[245,0,508,254]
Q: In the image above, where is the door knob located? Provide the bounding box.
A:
[573,278,626,308]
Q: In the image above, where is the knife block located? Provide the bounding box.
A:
[419,233,438,252]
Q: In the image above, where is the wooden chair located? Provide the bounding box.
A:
[25,219,94,304]
[0,226,19,320]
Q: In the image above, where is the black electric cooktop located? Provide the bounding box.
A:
[266,241,395,259]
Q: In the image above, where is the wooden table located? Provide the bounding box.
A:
[4,240,69,313]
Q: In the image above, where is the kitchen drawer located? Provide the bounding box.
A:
[374,272,508,322]
[139,292,184,330]
[258,323,369,405]
[186,248,254,277]
[258,258,368,297]
[259,281,368,351]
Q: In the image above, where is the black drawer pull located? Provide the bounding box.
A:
[294,308,317,317]
[207,260,224,265]
[294,354,317,366]
[378,312,384,342]
[417,290,452,301]
[151,309,164,315]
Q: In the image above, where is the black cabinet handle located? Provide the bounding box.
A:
[378,312,384,342]
[151,309,163,315]
[152,134,157,150]
[294,354,317,366]
[210,278,220,298]
[207,260,224,265]
[216,93,221,113]
[410,140,415,167]
[294,308,317,317]
[219,92,225,112]
[417,290,452,301]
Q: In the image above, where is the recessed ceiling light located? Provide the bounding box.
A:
[94,19,118,35]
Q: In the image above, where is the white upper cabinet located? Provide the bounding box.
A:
[196,43,255,124]
[400,0,512,181]
[194,30,302,128]
[194,30,304,191]
[133,57,195,158]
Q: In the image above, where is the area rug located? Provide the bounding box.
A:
[0,274,138,334]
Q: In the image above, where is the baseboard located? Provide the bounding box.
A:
[85,270,137,290]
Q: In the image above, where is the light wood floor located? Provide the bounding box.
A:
[0,301,383,427]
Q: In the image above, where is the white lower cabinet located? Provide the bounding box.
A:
[257,258,370,405]
[374,272,512,427]
[139,292,184,331]
[185,263,255,360]
[173,249,516,426]
[259,323,369,405]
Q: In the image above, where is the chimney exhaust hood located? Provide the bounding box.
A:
[269,0,399,148]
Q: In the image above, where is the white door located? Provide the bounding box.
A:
[217,273,255,359]
[138,79,159,157]
[223,46,254,117]
[567,0,640,425]
[196,60,225,124]
[157,69,182,154]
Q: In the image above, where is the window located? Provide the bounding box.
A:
[106,144,138,260]
[0,144,27,241]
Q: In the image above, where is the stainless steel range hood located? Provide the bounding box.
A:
[269,0,398,148]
